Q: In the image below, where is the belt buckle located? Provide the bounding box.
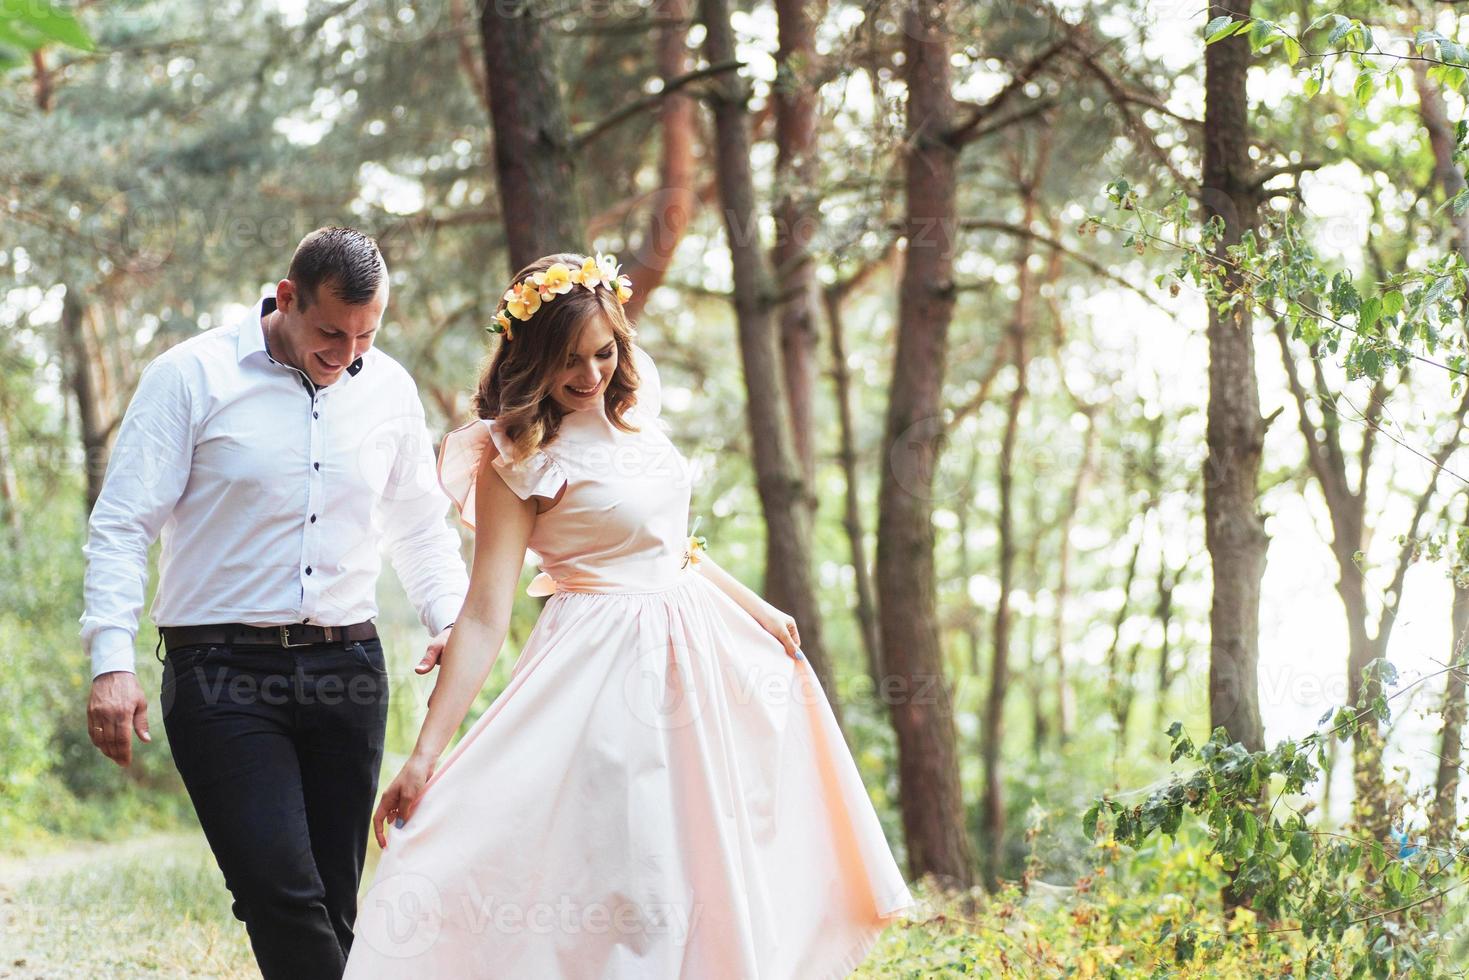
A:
[279,625,311,648]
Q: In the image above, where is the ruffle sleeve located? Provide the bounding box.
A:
[436,417,568,530]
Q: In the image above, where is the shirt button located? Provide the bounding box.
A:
[310,514,317,523]
[314,462,320,471]
[313,411,319,419]
[306,566,313,575]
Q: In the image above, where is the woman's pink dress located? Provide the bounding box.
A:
[343,345,914,979]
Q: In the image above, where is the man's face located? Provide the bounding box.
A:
[275,277,386,386]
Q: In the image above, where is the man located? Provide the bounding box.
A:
[80,226,470,979]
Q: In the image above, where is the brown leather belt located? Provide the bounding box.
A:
[160,621,377,652]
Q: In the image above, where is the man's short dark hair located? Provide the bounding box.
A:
[287,227,386,308]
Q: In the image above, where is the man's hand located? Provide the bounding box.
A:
[416,625,453,674]
[88,671,151,767]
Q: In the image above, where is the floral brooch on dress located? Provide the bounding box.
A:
[682,515,709,570]
[488,252,634,341]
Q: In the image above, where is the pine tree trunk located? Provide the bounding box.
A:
[770,0,824,486]
[1412,60,1469,253]
[61,287,107,512]
[824,287,883,687]
[1416,60,1469,844]
[697,0,839,724]
[1050,408,1095,747]
[980,136,1049,890]
[1202,0,1268,912]
[1431,567,1469,840]
[876,0,974,890]
[478,0,585,272]
[1201,0,1266,751]
[617,0,698,321]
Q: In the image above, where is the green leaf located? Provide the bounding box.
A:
[1249,19,1275,52]
[1359,296,1382,330]
[0,20,40,51]
[1415,29,1448,50]
[1204,15,1237,43]
[0,0,94,52]
[1082,803,1101,839]
[1283,36,1301,66]
[1354,72,1374,107]
[1383,290,1405,316]
[1291,830,1313,865]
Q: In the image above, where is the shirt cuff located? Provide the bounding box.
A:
[90,628,138,680]
[424,594,465,635]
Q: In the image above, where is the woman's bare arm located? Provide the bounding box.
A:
[408,444,536,767]
[693,553,802,658]
[693,553,766,617]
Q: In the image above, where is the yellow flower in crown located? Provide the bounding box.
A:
[488,252,636,340]
[531,262,577,300]
[491,309,514,340]
[570,255,606,289]
[503,280,541,321]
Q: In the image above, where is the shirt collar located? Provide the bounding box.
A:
[237,295,365,378]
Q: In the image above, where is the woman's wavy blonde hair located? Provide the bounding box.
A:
[472,252,643,463]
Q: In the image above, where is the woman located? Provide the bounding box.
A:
[343,252,914,979]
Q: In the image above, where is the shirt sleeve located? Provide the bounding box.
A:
[79,356,196,679]
[377,385,471,635]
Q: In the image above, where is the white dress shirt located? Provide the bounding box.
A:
[80,296,470,679]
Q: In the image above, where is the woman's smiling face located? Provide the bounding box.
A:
[550,316,618,413]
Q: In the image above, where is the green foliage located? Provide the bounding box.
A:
[1088,182,1469,392]
[1203,10,1469,107]
[0,0,93,69]
[0,469,192,848]
[1082,660,1468,977]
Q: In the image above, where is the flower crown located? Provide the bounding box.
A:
[488,252,634,341]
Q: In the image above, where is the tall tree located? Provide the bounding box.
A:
[1272,316,1469,841]
[617,0,699,321]
[981,135,1050,889]
[1267,54,1469,841]
[1414,59,1469,845]
[824,255,892,686]
[1432,502,1469,841]
[770,0,825,484]
[875,0,974,889]
[478,0,585,272]
[1201,0,1267,910]
[60,286,106,512]
[697,0,839,718]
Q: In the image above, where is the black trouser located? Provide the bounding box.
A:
[160,638,390,980]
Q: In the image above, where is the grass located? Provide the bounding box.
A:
[2,830,1422,978]
[1,832,962,979]
[1,834,256,979]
